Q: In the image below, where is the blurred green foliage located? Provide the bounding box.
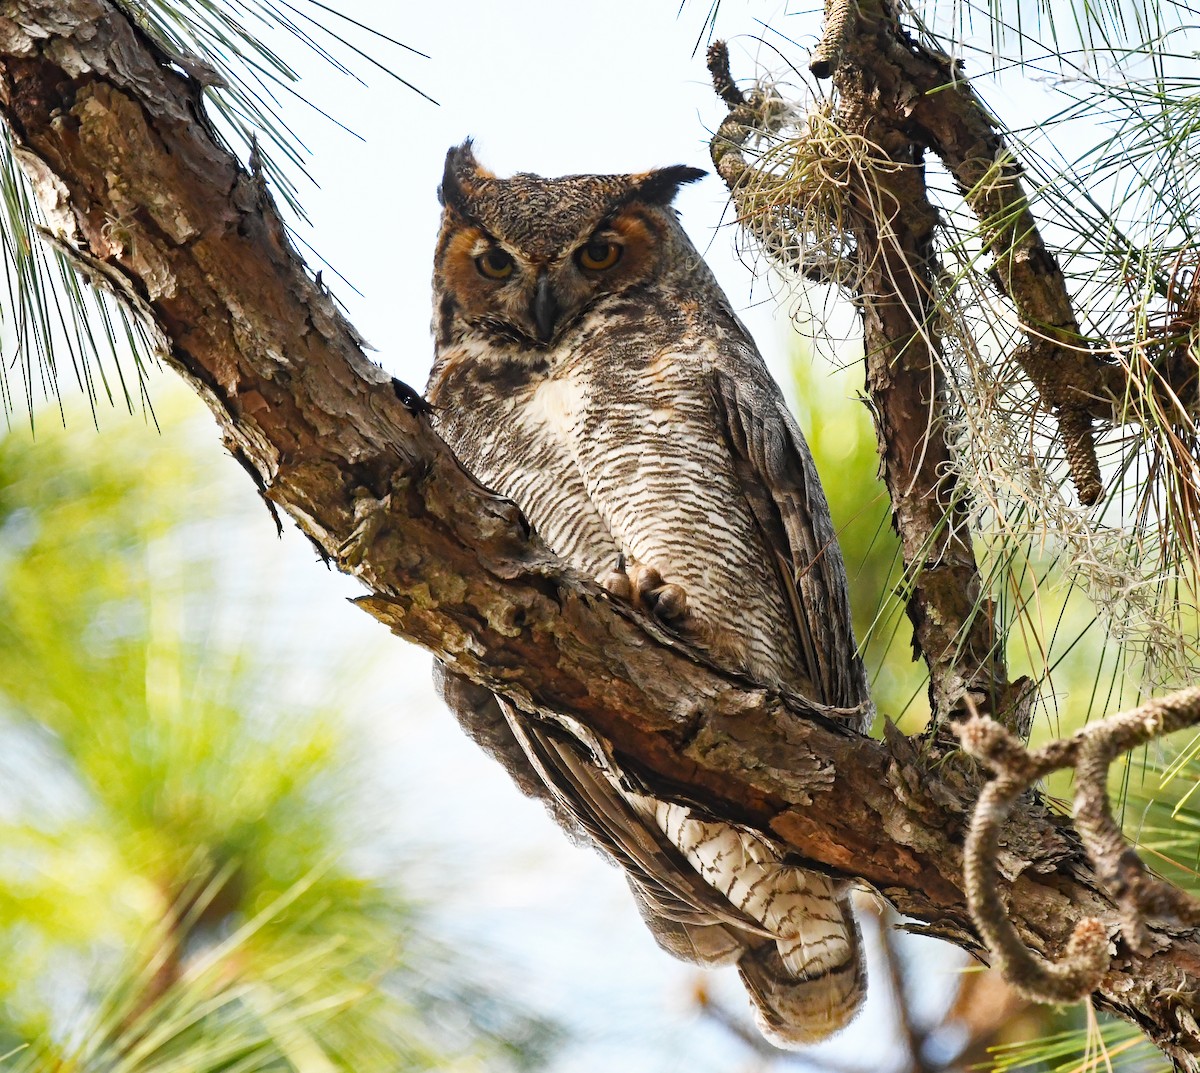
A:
[0,394,559,1072]
[988,1020,1168,1073]
[792,346,1200,743]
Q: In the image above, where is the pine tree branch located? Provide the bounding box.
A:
[810,0,1135,508]
[869,7,1118,506]
[709,1,1196,729]
[2,1,1199,1066]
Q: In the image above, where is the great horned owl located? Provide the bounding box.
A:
[426,141,873,1046]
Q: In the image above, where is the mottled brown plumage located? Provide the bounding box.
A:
[426,141,873,1046]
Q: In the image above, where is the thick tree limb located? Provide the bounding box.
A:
[3,0,1200,1066]
[849,3,1123,506]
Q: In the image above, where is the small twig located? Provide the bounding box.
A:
[810,0,856,78]
[706,42,789,193]
[871,902,934,1072]
[706,41,755,193]
[706,42,839,289]
[954,685,1200,998]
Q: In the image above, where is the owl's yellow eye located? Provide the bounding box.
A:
[476,248,515,280]
[576,239,622,272]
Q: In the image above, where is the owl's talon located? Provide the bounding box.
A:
[629,562,664,601]
[626,563,689,623]
[599,568,633,601]
[648,582,688,622]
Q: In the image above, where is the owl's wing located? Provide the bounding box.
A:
[435,664,764,935]
[436,665,866,1042]
[710,365,871,719]
[433,663,577,827]
[502,702,776,938]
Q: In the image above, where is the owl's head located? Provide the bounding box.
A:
[432,141,706,349]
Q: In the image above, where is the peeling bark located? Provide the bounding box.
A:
[830,85,1006,724]
[829,1,1130,507]
[2,1,1200,1066]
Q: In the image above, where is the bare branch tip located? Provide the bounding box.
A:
[809,0,856,79]
[707,41,745,108]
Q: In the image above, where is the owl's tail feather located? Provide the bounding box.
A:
[738,917,866,1048]
[460,689,868,1045]
[632,867,865,1045]
[627,879,744,966]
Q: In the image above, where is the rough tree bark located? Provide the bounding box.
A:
[1,0,1198,1065]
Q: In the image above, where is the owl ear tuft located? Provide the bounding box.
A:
[632,165,707,205]
[439,139,493,213]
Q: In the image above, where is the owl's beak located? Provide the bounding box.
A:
[532,273,560,343]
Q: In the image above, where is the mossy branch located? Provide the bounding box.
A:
[709,37,1009,727]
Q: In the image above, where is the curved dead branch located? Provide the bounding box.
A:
[954,717,1112,1002]
[1074,688,1200,953]
[955,687,1200,1000]
[706,43,838,290]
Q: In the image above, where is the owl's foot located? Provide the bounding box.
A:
[599,557,689,625]
[631,563,688,622]
[598,565,633,602]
